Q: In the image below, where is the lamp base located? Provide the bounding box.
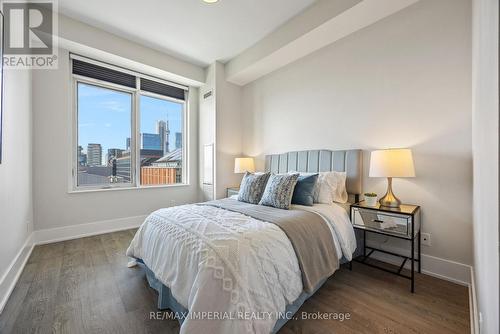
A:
[379,177,402,208]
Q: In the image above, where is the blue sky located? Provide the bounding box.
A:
[78,83,183,162]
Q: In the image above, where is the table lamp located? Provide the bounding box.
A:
[369,148,415,208]
[234,157,255,174]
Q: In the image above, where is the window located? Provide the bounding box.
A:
[139,95,184,185]
[72,56,187,191]
[77,83,132,187]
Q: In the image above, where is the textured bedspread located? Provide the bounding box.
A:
[126,204,303,334]
[126,199,352,334]
[201,199,339,293]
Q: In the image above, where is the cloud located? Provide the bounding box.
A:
[100,100,128,113]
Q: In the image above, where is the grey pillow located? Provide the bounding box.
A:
[238,172,270,204]
[259,173,300,210]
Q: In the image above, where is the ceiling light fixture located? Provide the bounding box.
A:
[203,0,219,3]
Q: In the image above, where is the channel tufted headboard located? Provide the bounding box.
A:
[265,149,363,200]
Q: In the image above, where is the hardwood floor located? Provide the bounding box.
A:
[0,230,470,334]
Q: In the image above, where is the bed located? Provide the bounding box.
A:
[126,149,363,334]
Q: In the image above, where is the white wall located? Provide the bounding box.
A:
[198,62,243,201]
[32,48,200,231]
[0,69,33,308]
[241,0,473,267]
[472,0,499,332]
[199,63,216,201]
[215,62,243,199]
[58,14,205,87]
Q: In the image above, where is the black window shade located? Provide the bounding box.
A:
[72,58,186,100]
[72,59,136,88]
[140,78,185,100]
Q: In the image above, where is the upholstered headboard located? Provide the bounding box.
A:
[265,149,363,198]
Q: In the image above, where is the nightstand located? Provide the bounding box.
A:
[226,187,240,197]
[350,201,421,293]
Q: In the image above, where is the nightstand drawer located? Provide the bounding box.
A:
[351,207,413,238]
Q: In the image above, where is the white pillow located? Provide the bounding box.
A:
[313,171,348,204]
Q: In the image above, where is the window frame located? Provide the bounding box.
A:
[70,57,189,192]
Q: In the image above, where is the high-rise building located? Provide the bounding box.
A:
[115,156,131,182]
[156,120,170,154]
[141,133,161,150]
[107,148,123,165]
[77,145,87,166]
[175,132,182,149]
[87,143,102,166]
[107,148,123,159]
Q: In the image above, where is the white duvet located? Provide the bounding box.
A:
[126,200,355,334]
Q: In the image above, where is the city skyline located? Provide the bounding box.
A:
[78,83,183,165]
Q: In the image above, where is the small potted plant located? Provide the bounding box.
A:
[364,192,378,207]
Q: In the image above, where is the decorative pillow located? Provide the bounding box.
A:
[313,171,348,204]
[331,172,348,203]
[259,173,300,209]
[291,174,319,206]
[237,172,270,204]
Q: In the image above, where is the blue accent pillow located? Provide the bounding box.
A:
[291,174,319,206]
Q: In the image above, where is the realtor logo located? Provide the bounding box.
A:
[2,0,58,68]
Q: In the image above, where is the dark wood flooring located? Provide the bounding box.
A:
[0,230,470,334]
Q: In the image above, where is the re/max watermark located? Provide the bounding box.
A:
[150,311,351,322]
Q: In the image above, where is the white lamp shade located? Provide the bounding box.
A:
[234,157,255,173]
[369,149,415,178]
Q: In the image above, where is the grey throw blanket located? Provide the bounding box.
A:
[200,198,339,293]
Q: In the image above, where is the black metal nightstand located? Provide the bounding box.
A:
[350,201,421,293]
[226,187,240,197]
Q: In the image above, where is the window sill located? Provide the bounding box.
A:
[68,183,190,194]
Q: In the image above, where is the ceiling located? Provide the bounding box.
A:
[58,0,317,67]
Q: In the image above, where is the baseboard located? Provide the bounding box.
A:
[0,234,34,314]
[33,215,146,245]
[365,241,472,286]
[469,267,479,334]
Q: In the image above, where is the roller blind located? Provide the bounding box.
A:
[72,59,136,88]
[72,58,187,100]
[140,78,185,101]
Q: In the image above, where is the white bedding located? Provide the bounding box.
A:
[291,202,356,261]
[126,200,355,334]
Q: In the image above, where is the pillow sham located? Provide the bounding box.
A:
[291,174,319,206]
[259,173,300,210]
[237,172,270,204]
[313,171,348,204]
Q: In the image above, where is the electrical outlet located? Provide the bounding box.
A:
[421,233,431,246]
